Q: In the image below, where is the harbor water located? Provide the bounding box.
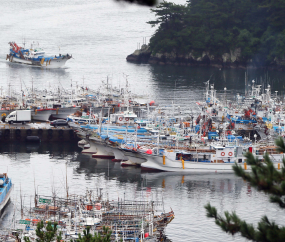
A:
[1,0,285,241]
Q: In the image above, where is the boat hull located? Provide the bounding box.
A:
[140,153,250,173]
[31,109,53,121]
[8,56,70,68]
[0,184,13,214]
[83,139,115,159]
[120,149,147,165]
[51,107,80,119]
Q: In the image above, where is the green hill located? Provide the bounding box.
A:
[127,0,285,69]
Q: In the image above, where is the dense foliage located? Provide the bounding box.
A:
[147,0,285,64]
[72,226,112,242]
[24,221,62,242]
[205,137,285,241]
[23,222,112,242]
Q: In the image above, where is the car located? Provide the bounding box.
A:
[50,119,69,127]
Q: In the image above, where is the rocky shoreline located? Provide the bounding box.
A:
[126,44,285,70]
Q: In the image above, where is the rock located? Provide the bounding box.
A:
[126,44,285,69]
[126,44,151,63]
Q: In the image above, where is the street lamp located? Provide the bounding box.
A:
[254,133,257,145]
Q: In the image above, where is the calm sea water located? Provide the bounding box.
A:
[1,0,285,241]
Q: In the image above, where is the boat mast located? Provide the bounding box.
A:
[34,174,37,207]
[66,162,69,199]
[20,184,23,219]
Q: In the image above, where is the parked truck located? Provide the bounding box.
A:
[5,110,31,124]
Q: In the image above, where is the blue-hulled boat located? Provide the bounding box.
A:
[0,173,13,214]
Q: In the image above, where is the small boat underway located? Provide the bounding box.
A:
[0,173,13,214]
[7,42,72,68]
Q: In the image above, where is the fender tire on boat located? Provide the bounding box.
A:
[26,129,32,136]
[38,129,43,135]
[15,129,21,135]
[48,129,53,135]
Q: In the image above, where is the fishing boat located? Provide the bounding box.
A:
[140,145,284,173]
[7,42,72,68]
[0,173,13,215]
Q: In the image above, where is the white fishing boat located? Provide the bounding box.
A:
[7,42,72,68]
[140,145,283,173]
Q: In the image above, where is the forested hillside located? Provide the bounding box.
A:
[127,0,285,68]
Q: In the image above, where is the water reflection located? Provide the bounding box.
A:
[150,65,285,94]
[0,143,282,241]
[0,141,81,156]
[3,62,71,91]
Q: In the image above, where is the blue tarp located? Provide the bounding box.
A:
[195,125,200,133]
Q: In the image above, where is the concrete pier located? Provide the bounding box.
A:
[0,123,79,142]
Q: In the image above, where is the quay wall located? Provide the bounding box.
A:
[0,125,79,142]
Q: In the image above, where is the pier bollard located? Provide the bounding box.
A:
[278,163,281,170]
[182,159,185,169]
[163,155,165,165]
[244,162,247,170]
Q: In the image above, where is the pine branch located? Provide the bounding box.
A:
[275,137,285,153]
[270,195,285,208]
[233,151,285,197]
[205,203,285,241]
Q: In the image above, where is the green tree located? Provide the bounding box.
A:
[146,0,285,66]
[205,137,285,241]
[72,226,112,242]
[24,221,62,242]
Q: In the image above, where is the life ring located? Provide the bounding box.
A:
[119,117,123,121]
[228,152,233,156]
[125,117,129,121]
[221,152,225,156]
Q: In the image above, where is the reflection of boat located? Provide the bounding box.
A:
[0,173,13,215]
[7,42,72,68]
[142,172,243,194]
